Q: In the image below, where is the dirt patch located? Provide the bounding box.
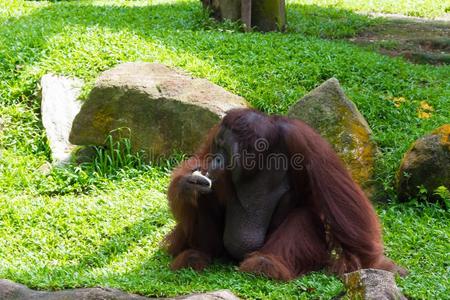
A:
[350,14,450,65]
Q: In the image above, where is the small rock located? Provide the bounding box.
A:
[70,63,249,161]
[41,74,83,166]
[287,78,378,198]
[343,269,406,300]
[0,279,240,300]
[38,161,53,176]
[396,124,450,201]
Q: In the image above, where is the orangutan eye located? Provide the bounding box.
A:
[212,153,225,169]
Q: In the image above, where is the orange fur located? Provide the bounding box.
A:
[164,109,406,279]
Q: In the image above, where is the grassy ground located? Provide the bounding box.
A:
[0,0,449,299]
[291,0,450,19]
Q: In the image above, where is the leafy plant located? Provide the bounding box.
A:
[434,186,450,210]
[92,134,145,177]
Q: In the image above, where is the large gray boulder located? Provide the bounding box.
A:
[343,269,406,300]
[0,279,240,300]
[396,124,450,201]
[288,78,378,198]
[41,74,83,165]
[70,63,249,161]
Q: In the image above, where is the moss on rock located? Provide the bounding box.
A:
[288,78,378,198]
[70,63,249,161]
[396,124,450,201]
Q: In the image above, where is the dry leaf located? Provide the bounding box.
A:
[390,96,406,108]
[419,100,434,111]
[418,111,432,119]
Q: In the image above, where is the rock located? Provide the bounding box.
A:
[72,146,98,164]
[0,279,240,300]
[396,124,450,201]
[70,63,248,161]
[343,269,406,300]
[0,279,150,300]
[287,78,378,198]
[41,74,83,166]
[175,290,240,300]
[38,162,53,176]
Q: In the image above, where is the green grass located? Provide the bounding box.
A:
[0,0,449,299]
[291,0,450,18]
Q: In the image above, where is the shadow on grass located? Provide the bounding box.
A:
[2,1,446,111]
[0,1,379,107]
[349,16,450,65]
[4,0,446,186]
[5,213,172,287]
[1,2,448,298]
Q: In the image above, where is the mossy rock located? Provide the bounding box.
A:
[288,78,378,198]
[396,124,450,201]
[343,269,406,300]
[70,63,249,161]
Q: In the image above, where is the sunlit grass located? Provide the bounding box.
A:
[0,0,449,299]
[290,0,450,18]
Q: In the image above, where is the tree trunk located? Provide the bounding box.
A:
[241,0,252,31]
[252,0,285,31]
[218,0,241,21]
[202,0,286,32]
